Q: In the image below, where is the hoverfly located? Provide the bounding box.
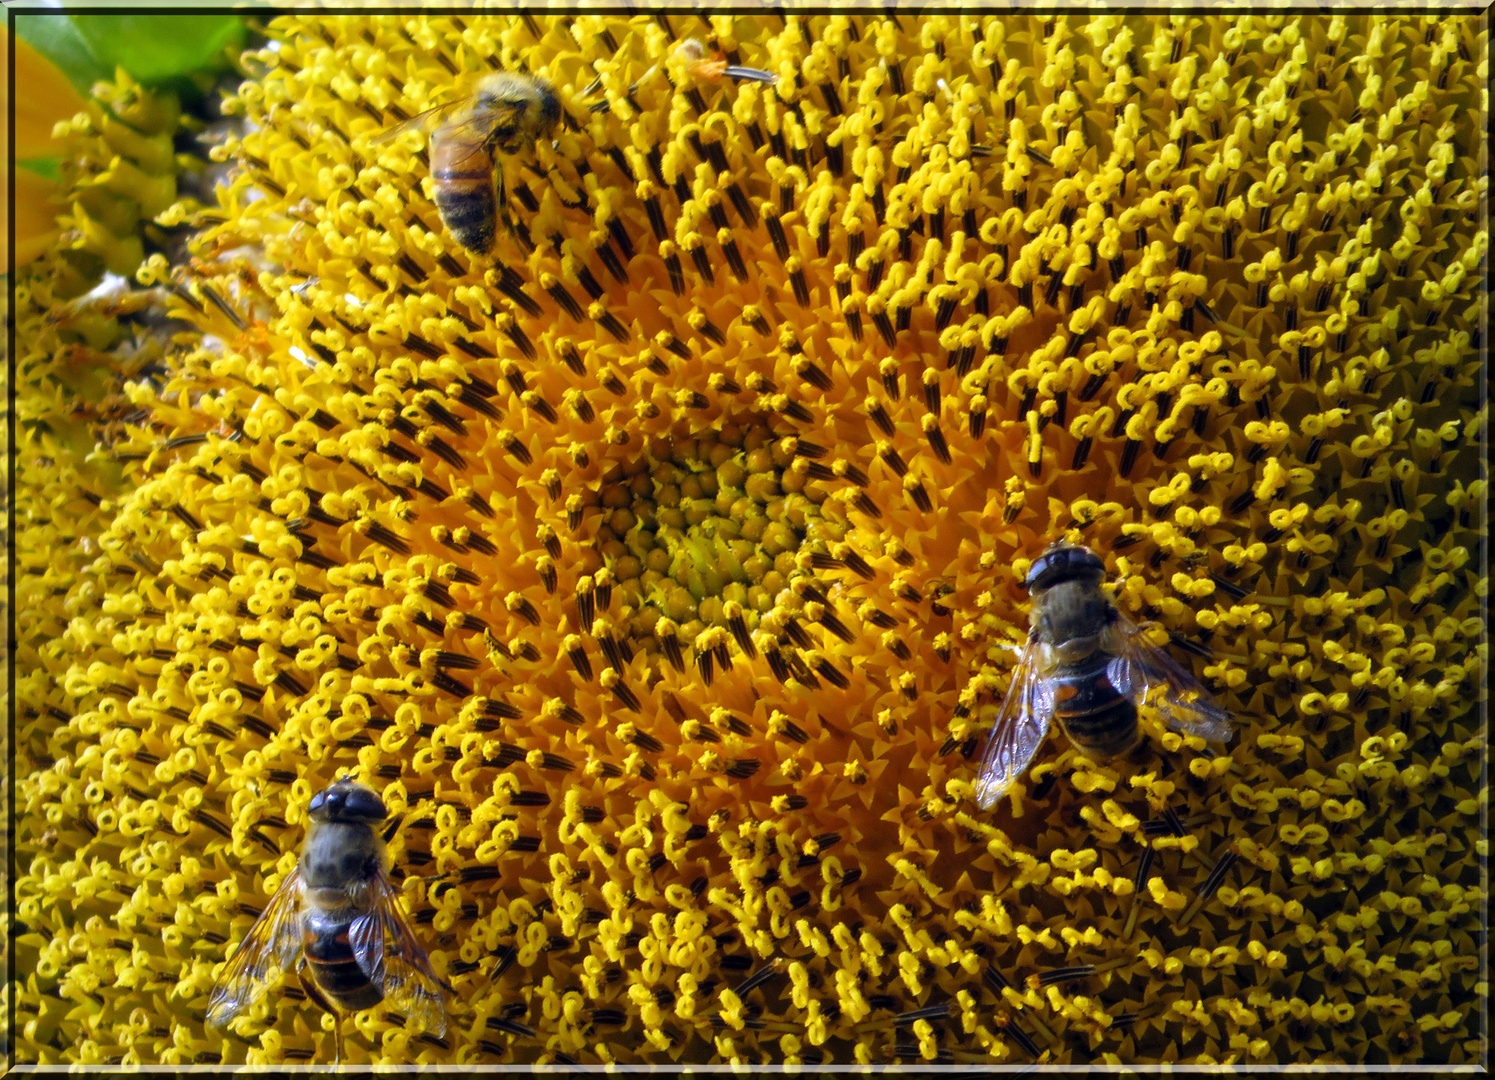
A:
[974,542,1234,808]
[207,779,452,1062]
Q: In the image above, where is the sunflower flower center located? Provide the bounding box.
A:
[591,419,852,675]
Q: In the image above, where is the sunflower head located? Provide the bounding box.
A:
[13,12,1488,1068]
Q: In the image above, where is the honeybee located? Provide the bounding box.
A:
[973,542,1233,809]
[207,779,452,1063]
[375,72,562,255]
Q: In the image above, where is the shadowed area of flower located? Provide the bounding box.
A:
[14,13,1488,1067]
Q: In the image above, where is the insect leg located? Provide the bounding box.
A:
[490,159,533,254]
[298,961,344,1066]
[299,961,336,1014]
[494,164,517,239]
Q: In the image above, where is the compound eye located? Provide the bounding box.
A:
[308,790,327,815]
[343,785,388,821]
[323,788,346,816]
[1027,544,1104,591]
[1024,554,1057,591]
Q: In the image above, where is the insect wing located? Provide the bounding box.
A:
[721,64,779,84]
[206,865,305,1029]
[357,870,454,1037]
[368,98,473,146]
[348,909,386,987]
[973,637,1056,810]
[1104,611,1233,744]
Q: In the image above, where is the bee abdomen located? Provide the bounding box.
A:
[304,923,383,1012]
[434,174,497,256]
[1051,651,1141,759]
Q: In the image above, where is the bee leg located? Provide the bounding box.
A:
[493,164,534,252]
[495,167,515,234]
[298,963,345,1066]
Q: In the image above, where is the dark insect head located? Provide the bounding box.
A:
[308,779,388,823]
[1025,542,1106,594]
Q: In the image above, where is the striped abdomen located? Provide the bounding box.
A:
[303,910,382,1013]
[1050,649,1141,759]
[430,125,496,255]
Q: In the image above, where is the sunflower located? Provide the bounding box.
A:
[14,13,1487,1067]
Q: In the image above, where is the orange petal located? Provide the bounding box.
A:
[3,30,89,161]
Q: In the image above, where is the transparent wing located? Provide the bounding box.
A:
[1104,610,1234,744]
[348,910,386,986]
[721,64,779,84]
[368,98,476,146]
[973,637,1056,810]
[206,865,305,1029]
[363,870,454,1037]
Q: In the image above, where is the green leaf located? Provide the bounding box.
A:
[68,14,247,84]
[18,158,63,182]
[14,14,112,93]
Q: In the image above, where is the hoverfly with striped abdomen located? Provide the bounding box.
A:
[974,542,1234,809]
[207,779,452,1062]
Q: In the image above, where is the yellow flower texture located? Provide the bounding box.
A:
[15,12,1489,1067]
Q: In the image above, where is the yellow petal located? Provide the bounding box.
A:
[4,168,61,273]
[3,30,89,161]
